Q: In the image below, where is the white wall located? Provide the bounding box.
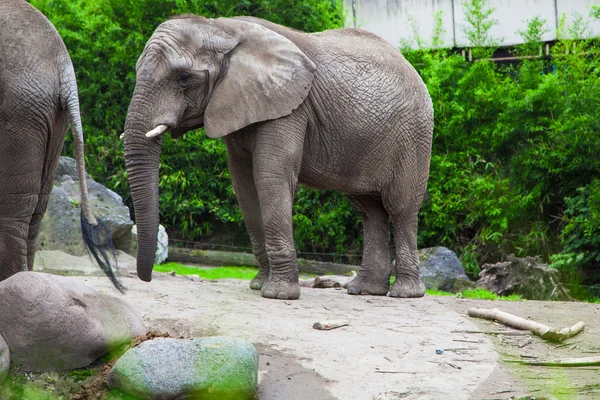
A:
[344,0,600,48]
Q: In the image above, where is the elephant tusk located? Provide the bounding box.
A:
[145,124,168,138]
[119,133,125,140]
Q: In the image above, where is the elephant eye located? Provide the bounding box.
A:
[177,71,192,87]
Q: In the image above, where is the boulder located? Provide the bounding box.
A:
[130,224,169,265]
[476,255,573,301]
[33,250,137,277]
[108,337,258,400]
[36,157,133,255]
[417,247,473,292]
[0,334,9,384]
[0,272,146,371]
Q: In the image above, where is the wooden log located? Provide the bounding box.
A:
[313,320,350,330]
[167,247,360,276]
[313,271,357,288]
[505,356,600,367]
[299,278,316,288]
[468,308,584,342]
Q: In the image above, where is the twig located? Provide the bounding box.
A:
[428,360,462,369]
[468,308,585,342]
[313,319,349,330]
[519,338,533,348]
[374,370,416,374]
[451,329,528,336]
[453,339,483,343]
[505,356,600,367]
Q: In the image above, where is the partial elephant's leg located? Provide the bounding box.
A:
[385,194,426,298]
[0,131,45,280]
[346,195,392,296]
[26,117,67,270]
[226,141,270,290]
[251,121,304,300]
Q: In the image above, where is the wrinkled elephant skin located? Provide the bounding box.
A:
[123,16,433,300]
[0,0,121,290]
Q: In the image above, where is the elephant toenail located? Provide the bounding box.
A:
[389,289,398,297]
[277,292,289,300]
[347,287,359,295]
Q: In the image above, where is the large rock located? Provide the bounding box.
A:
[476,255,573,301]
[130,224,169,265]
[417,247,473,292]
[33,250,137,277]
[0,334,8,384]
[0,272,146,371]
[108,337,258,400]
[36,157,133,255]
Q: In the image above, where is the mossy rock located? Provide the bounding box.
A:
[108,337,258,400]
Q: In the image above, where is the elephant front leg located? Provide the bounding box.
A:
[255,184,300,300]
[227,151,271,291]
[250,130,302,300]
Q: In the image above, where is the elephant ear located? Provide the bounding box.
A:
[204,19,316,138]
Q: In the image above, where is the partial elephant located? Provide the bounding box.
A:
[123,15,433,300]
[0,0,122,291]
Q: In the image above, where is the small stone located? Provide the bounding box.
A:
[108,337,258,399]
[0,334,9,384]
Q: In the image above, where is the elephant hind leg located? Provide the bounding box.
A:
[0,196,37,280]
[346,194,392,296]
[383,187,426,298]
[25,118,66,271]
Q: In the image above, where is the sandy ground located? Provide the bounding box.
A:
[34,251,600,400]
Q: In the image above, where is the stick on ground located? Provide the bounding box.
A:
[467,307,584,342]
[505,356,600,367]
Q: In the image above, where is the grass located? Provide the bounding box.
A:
[154,262,523,301]
[154,262,260,280]
[457,288,523,301]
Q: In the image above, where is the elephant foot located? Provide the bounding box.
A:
[389,276,425,298]
[347,274,390,296]
[260,278,300,300]
[249,270,269,290]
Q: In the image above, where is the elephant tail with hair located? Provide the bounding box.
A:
[60,58,126,293]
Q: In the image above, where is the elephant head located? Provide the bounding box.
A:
[123,16,315,281]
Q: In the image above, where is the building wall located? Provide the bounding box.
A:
[343,0,600,48]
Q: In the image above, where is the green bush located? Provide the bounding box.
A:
[405,2,600,286]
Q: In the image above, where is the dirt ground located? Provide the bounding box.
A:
[64,265,600,400]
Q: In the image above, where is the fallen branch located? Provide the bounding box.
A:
[451,329,529,336]
[505,356,600,367]
[313,320,350,330]
[468,308,584,342]
[313,271,357,289]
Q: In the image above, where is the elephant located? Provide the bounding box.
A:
[0,0,122,291]
[123,15,433,300]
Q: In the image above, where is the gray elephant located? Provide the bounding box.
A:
[123,15,433,300]
[0,0,122,291]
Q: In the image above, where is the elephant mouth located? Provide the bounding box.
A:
[170,122,204,138]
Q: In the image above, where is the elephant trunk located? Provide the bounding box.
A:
[124,100,164,282]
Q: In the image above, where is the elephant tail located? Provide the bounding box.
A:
[81,213,126,293]
[60,60,125,293]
